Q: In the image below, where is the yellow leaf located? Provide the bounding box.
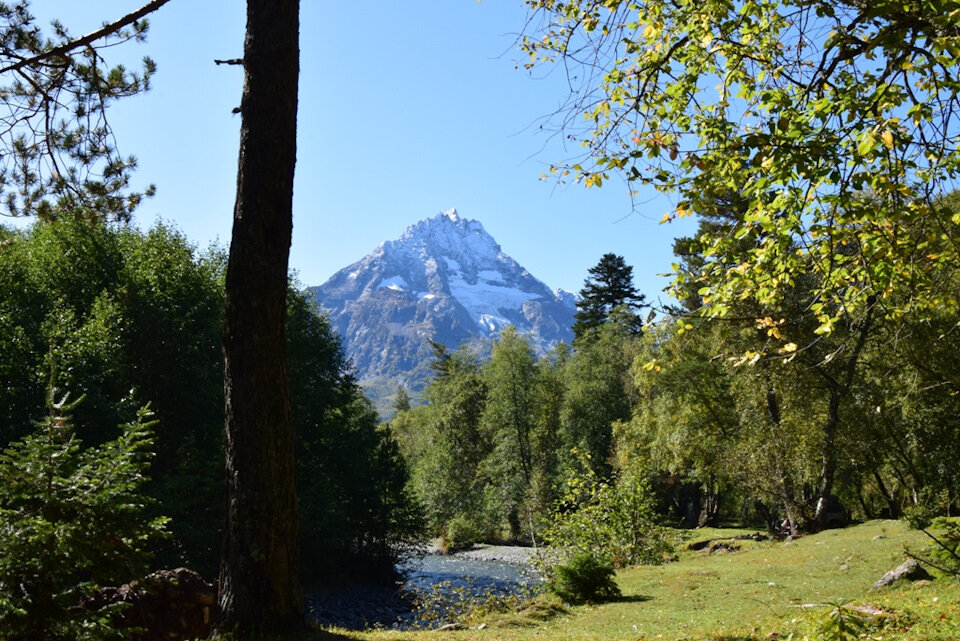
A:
[882,129,894,149]
[779,342,798,353]
[660,212,672,224]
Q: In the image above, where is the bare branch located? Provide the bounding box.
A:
[0,0,172,76]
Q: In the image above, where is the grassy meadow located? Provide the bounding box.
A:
[316,520,959,641]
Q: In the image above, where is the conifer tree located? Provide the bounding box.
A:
[573,253,646,340]
[218,0,303,633]
[394,385,412,413]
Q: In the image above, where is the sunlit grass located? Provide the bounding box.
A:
[322,519,959,641]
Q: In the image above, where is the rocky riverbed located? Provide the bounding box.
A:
[306,545,541,631]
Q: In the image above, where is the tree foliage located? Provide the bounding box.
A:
[0,395,167,641]
[0,0,168,220]
[0,218,224,571]
[543,456,669,568]
[522,0,960,335]
[573,253,646,339]
[0,218,421,586]
[395,321,646,545]
[622,193,960,530]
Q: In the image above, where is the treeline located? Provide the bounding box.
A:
[392,198,960,544]
[0,218,421,584]
[388,269,646,544]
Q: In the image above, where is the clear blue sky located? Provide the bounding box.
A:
[28,0,696,304]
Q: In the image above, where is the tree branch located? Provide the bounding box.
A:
[0,0,172,76]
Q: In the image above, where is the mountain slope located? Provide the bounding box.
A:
[308,209,576,408]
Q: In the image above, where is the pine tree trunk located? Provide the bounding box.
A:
[216,0,302,633]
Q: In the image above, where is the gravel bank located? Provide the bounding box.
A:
[448,544,539,566]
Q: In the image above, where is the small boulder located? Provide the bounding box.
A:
[708,540,741,554]
[436,622,466,631]
[872,559,932,590]
[79,567,217,641]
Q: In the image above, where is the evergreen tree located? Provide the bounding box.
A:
[0,396,168,641]
[0,0,168,221]
[218,0,303,633]
[394,385,412,413]
[573,253,646,340]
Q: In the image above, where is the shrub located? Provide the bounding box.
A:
[544,458,672,568]
[442,513,481,553]
[548,552,621,604]
[0,393,168,641]
[905,508,960,579]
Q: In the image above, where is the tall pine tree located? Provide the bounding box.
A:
[573,253,645,340]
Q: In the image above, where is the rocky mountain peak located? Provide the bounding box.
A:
[308,209,577,413]
[386,208,502,270]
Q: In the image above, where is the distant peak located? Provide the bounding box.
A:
[441,208,459,222]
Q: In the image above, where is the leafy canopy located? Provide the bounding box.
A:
[522,0,960,333]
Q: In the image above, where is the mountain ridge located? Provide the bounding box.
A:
[307,209,576,412]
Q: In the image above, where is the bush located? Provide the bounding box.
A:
[544,459,671,568]
[442,513,481,553]
[905,508,960,579]
[548,552,621,604]
[0,393,168,641]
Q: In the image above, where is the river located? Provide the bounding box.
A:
[306,546,542,630]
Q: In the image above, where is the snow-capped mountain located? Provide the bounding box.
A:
[308,209,576,406]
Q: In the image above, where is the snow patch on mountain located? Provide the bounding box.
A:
[378,275,410,291]
[448,274,540,336]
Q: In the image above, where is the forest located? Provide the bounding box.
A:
[0,218,422,581]
[1,0,959,639]
[390,204,960,556]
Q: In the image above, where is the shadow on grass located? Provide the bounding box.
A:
[213,625,361,641]
[611,593,653,604]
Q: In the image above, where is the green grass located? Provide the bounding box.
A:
[316,520,960,641]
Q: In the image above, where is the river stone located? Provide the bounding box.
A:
[436,622,466,631]
[872,558,932,589]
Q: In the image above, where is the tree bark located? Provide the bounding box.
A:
[765,382,801,534]
[812,299,875,528]
[216,0,302,634]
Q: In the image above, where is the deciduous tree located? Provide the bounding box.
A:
[522,0,960,336]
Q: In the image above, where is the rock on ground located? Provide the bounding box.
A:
[78,567,216,641]
[872,558,933,589]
